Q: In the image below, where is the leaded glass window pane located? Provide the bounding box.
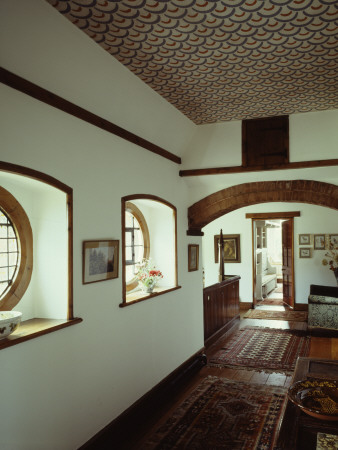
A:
[125,210,145,283]
[0,209,20,299]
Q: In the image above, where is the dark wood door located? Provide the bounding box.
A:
[282,219,294,308]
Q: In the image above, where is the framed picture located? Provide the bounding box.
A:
[329,234,338,248]
[83,240,119,284]
[299,247,311,258]
[314,234,325,250]
[188,244,199,272]
[214,234,241,263]
[299,234,310,245]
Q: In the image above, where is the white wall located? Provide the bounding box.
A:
[202,203,338,304]
[182,109,338,205]
[0,1,202,449]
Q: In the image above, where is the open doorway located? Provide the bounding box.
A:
[251,216,295,309]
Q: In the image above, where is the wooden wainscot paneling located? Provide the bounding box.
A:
[203,276,240,347]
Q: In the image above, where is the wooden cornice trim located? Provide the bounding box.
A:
[0,67,181,165]
[245,211,301,219]
[179,159,338,177]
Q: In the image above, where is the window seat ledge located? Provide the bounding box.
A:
[120,286,182,307]
[0,317,83,350]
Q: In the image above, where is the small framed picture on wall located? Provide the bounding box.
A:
[314,234,325,250]
[329,234,338,248]
[83,240,119,284]
[188,244,199,272]
[298,234,310,245]
[299,248,311,258]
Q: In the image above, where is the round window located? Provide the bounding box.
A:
[0,208,20,299]
[0,186,33,311]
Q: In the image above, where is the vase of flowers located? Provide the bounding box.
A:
[322,239,338,285]
[136,259,163,293]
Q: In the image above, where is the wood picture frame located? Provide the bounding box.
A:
[299,247,311,258]
[314,234,325,250]
[214,234,241,263]
[188,244,199,272]
[329,234,338,248]
[83,240,119,284]
[298,234,310,245]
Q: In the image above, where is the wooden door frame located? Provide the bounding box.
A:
[246,212,300,307]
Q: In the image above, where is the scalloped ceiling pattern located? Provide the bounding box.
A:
[46,0,338,124]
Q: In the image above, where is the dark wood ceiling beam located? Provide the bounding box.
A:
[0,67,181,165]
[180,159,338,177]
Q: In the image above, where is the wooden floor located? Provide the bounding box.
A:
[101,306,338,449]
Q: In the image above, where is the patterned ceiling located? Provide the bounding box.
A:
[47,0,338,124]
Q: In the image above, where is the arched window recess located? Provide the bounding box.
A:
[121,195,180,307]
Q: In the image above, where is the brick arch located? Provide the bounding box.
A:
[188,180,338,234]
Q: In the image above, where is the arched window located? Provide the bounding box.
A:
[0,186,33,311]
[121,195,179,306]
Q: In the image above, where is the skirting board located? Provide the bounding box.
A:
[204,315,240,348]
[80,348,207,449]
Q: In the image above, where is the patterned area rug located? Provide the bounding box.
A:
[243,309,308,322]
[208,327,310,373]
[258,298,284,306]
[140,376,286,450]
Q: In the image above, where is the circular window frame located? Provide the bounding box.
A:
[125,202,150,292]
[0,186,33,311]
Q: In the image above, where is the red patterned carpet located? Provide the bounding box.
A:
[208,327,310,373]
[140,376,286,450]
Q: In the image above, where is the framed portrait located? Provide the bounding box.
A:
[214,234,241,263]
[83,240,119,284]
[329,234,338,248]
[298,234,310,245]
[299,247,311,258]
[188,244,199,272]
[314,234,325,250]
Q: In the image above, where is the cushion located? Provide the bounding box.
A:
[308,295,338,306]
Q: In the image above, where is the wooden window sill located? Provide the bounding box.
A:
[0,317,83,351]
[120,286,181,307]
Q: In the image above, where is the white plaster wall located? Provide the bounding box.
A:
[182,109,338,170]
[202,203,338,304]
[0,85,204,449]
[0,1,202,449]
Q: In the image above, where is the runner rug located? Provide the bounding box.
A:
[208,327,310,373]
[243,309,308,322]
[257,298,284,306]
[140,376,287,450]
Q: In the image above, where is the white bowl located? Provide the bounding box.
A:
[0,311,22,340]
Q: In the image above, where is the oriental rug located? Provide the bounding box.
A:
[257,298,284,306]
[208,327,310,373]
[243,309,308,322]
[140,376,287,450]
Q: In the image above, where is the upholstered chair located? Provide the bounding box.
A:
[308,284,338,335]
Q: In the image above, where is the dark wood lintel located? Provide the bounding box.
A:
[0,67,181,165]
[179,159,338,177]
[245,211,301,219]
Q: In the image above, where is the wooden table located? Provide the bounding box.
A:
[275,357,338,449]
